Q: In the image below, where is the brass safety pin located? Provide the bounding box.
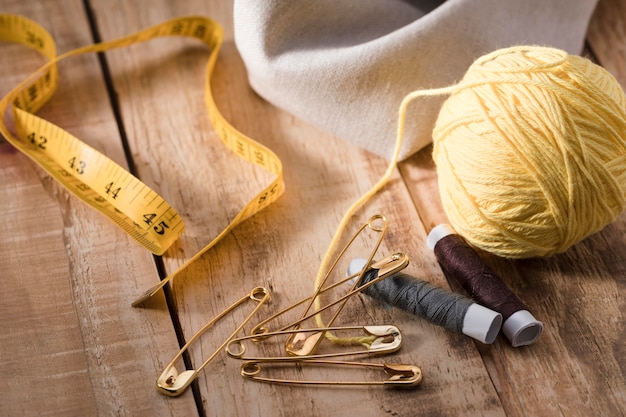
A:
[250,252,408,339]
[240,359,423,388]
[156,286,270,397]
[282,214,398,356]
[226,325,402,362]
[284,255,410,356]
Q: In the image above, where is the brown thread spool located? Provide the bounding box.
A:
[427,224,543,347]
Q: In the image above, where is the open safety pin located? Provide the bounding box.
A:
[226,325,402,362]
[250,252,408,339]
[240,359,423,388]
[285,256,409,356]
[156,287,270,397]
[281,215,404,356]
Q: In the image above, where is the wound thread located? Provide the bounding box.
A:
[433,234,525,320]
[428,224,543,347]
[360,268,470,333]
[350,259,502,344]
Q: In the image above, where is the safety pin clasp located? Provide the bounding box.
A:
[284,252,409,356]
[157,368,198,396]
[156,286,270,396]
[371,252,410,278]
[239,359,423,388]
[249,252,408,342]
[383,364,423,387]
[365,325,403,354]
[226,325,402,362]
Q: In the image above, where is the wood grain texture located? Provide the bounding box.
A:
[3,0,625,416]
[87,0,506,415]
[0,1,197,415]
[587,0,626,89]
[399,0,626,413]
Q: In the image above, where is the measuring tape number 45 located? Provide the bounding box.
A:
[0,15,283,280]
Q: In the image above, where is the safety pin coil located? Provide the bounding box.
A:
[226,325,402,362]
[156,286,270,396]
[240,359,423,388]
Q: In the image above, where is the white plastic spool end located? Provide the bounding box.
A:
[347,258,369,282]
[426,224,455,250]
[462,303,502,344]
[502,310,543,347]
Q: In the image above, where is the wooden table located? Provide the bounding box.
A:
[1,0,625,416]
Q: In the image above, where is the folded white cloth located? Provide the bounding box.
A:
[234,0,598,160]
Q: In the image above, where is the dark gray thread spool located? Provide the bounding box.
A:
[348,258,502,344]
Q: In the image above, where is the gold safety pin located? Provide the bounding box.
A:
[284,256,410,356]
[283,214,396,356]
[240,359,423,388]
[250,252,409,339]
[226,325,402,362]
[156,286,270,397]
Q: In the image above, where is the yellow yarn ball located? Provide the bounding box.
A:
[432,45,626,258]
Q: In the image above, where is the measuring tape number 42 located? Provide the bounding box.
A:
[0,15,283,265]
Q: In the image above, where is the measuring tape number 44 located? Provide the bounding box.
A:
[0,14,284,293]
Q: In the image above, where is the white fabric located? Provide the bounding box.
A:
[234,0,598,160]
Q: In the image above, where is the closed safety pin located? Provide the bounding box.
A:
[283,215,403,356]
[226,325,402,362]
[284,256,409,356]
[240,359,423,388]
[250,252,409,340]
[156,287,270,397]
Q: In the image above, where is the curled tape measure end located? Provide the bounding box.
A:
[1,15,285,305]
[131,282,166,307]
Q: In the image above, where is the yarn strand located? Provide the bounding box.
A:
[312,85,458,345]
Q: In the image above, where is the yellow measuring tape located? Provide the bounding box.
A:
[0,15,283,303]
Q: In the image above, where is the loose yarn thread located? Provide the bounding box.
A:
[432,46,626,258]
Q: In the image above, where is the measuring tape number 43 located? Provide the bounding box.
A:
[0,15,284,262]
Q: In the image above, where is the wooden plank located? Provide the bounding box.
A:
[0,1,197,415]
[587,0,626,89]
[398,5,626,410]
[5,0,625,415]
[87,0,509,415]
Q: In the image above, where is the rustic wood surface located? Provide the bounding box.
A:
[1,0,624,416]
